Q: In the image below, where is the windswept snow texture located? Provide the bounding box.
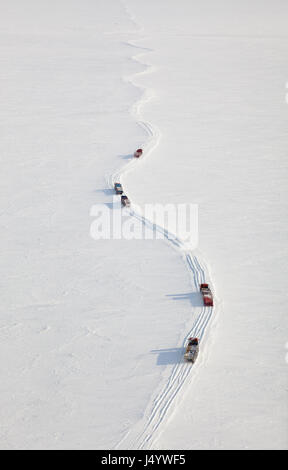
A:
[0,0,287,450]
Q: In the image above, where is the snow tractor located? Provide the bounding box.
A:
[121,195,131,207]
[184,337,199,363]
[134,148,143,158]
[114,183,123,195]
[200,283,213,307]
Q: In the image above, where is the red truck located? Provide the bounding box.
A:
[200,283,213,307]
[134,148,143,158]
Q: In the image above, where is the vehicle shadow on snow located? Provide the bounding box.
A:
[94,188,115,195]
[166,292,203,307]
[150,347,186,366]
[103,201,121,210]
[119,154,133,160]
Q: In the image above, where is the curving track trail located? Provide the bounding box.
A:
[112,1,216,450]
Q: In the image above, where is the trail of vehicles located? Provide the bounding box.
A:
[183,284,213,362]
[113,183,130,206]
[111,148,213,366]
[112,149,143,206]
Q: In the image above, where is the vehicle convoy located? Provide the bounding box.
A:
[134,148,143,158]
[200,283,213,306]
[184,337,199,363]
[114,182,123,195]
[121,195,131,207]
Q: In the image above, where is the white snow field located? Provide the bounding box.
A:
[0,0,287,450]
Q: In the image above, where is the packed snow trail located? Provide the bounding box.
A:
[124,256,214,450]
[110,1,216,450]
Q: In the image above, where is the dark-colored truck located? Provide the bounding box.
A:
[114,183,123,195]
[121,195,131,207]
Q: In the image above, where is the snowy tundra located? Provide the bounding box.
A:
[0,0,287,450]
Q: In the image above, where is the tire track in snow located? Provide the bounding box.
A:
[130,257,213,450]
[113,1,216,450]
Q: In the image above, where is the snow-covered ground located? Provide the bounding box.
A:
[0,0,287,450]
